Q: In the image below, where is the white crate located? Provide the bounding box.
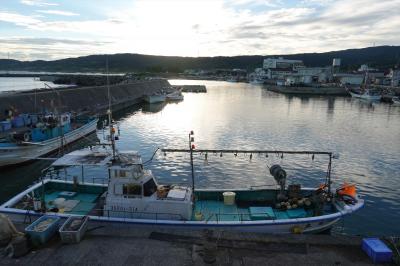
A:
[59,216,89,244]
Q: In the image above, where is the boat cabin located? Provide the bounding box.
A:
[104,158,193,220]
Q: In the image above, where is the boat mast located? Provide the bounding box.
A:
[188,131,195,192]
[106,57,116,160]
[44,83,64,155]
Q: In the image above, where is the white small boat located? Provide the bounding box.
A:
[166,91,184,101]
[250,79,264,85]
[143,94,166,104]
[392,96,400,106]
[348,89,381,101]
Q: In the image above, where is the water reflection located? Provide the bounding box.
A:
[0,79,399,236]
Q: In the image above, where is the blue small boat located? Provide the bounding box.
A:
[0,113,98,167]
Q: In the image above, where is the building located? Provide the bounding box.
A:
[296,67,333,83]
[358,64,378,72]
[388,69,400,87]
[334,73,364,86]
[263,57,304,70]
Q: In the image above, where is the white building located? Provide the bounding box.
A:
[266,68,294,80]
[263,57,304,70]
[334,73,364,85]
[358,64,378,72]
[296,67,333,83]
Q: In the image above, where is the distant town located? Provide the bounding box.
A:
[182,57,400,88]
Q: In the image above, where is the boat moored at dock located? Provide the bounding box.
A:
[0,114,98,167]
[0,140,364,234]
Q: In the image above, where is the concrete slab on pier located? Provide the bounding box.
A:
[1,225,380,266]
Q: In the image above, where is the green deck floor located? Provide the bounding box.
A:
[193,200,320,222]
[44,190,100,215]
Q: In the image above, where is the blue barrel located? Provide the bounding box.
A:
[11,116,24,128]
[0,121,12,131]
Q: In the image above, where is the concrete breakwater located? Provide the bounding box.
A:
[0,79,169,119]
[267,85,348,96]
[173,85,207,93]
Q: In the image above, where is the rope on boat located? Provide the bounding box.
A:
[161,149,333,156]
[143,148,160,165]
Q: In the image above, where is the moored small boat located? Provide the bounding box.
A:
[143,94,166,104]
[392,96,400,106]
[348,89,381,101]
[166,91,184,101]
[0,114,98,167]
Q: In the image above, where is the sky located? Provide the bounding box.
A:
[0,0,399,61]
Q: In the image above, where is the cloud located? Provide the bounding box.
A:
[20,0,58,7]
[0,37,109,61]
[0,11,41,27]
[0,37,109,46]
[36,10,79,16]
[1,0,400,60]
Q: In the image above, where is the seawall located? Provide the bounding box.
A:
[0,79,170,119]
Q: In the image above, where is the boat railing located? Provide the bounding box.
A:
[44,170,109,185]
[97,209,186,221]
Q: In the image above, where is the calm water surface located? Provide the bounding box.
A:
[0,77,69,92]
[1,80,399,236]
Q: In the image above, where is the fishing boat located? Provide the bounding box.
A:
[0,114,98,167]
[347,70,381,101]
[348,88,381,101]
[0,132,364,234]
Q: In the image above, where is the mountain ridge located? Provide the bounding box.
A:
[1,46,399,73]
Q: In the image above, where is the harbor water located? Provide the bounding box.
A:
[0,77,70,92]
[0,79,399,236]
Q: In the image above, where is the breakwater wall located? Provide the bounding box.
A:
[0,79,169,119]
[267,85,348,96]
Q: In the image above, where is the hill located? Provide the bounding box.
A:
[0,46,399,73]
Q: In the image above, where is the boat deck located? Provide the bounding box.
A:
[43,190,102,215]
[193,200,327,222]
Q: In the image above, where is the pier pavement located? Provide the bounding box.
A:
[1,225,381,266]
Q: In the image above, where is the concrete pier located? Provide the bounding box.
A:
[0,79,170,119]
[0,225,380,266]
[267,85,348,96]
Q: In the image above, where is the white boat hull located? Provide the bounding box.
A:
[0,119,98,167]
[144,95,166,104]
[349,91,381,101]
[0,179,364,234]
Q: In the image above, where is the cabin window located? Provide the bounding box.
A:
[122,184,142,196]
[143,178,157,196]
[119,170,127,177]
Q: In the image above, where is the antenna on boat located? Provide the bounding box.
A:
[189,131,195,197]
[44,82,65,156]
[106,56,116,161]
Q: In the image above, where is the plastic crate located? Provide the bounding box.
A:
[0,121,12,131]
[59,216,89,244]
[362,238,393,263]
[25,215,60,245]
